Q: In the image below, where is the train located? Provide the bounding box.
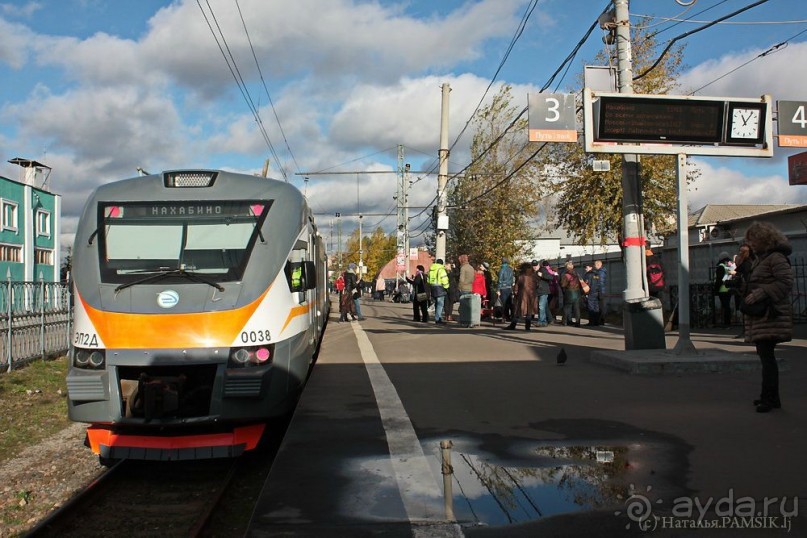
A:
[66,169,329,463]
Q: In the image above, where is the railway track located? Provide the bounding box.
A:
[28,417,290,537]
[27,458,238,536]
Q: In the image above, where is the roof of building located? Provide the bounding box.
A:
[688,204,805,227]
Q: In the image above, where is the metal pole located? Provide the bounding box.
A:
[435,83,450,262]
[39,276,45,361]
[337,213,342,272]
[440,440,455,521]
[614,0,644,302]
[404,163,411,276]
[357,174,363,275]
[673,153,697,354]
[6,273,12,372]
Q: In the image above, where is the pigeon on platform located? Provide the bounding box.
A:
[556,347,567,365]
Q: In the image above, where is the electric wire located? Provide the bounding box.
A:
[409,0,542,187]
[689,27,807,94]
[408,2,610,224]
[634,0,771,82]
[196,0,286,180]
[235,0,301,176]
[407,2,611,241]
[448,0,541,154]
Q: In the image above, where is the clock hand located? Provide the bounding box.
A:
[741,112,750,126]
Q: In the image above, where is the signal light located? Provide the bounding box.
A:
[228,344,274,368]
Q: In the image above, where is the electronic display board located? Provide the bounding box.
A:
[583,90,773,157]
[598,96,724,144]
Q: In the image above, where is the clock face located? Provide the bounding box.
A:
[730,107,761,139]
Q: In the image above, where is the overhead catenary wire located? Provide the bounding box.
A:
[408,2,610,223]
[689,27,807,94]
[196,0,286,180]
[234,0,301,177]
[634,0,771,82]
[447,0,542,154]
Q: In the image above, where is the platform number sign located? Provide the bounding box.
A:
[778,101,807,148]
[528,93,577,143]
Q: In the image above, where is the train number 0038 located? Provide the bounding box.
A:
[240,330,271,344]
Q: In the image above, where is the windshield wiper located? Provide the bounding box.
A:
[115,268,225,293]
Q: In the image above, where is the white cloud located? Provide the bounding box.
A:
[687,159,807,211]
[138,0,524,98]
[0,2,42,19]
[0,16,35,68]
[679,41,807,101]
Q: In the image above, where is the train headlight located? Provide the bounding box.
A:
[74,349,90,368]
[228,344,274,368]
[74,348,105,370]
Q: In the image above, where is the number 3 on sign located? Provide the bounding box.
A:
[528,93,577,143]
[545,97,561,122]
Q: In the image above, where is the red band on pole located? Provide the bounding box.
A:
[621,236,646,247]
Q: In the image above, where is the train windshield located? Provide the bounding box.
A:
[97,200,270,283]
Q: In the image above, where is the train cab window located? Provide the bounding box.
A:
[98,200,270,284]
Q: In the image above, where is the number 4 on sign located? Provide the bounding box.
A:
[777,101,807,148]
[528,93,578,143]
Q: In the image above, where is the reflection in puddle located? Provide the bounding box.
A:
[447,445,631,526]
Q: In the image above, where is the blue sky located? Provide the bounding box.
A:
[1,0,805,248]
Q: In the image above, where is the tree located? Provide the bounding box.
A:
[446,85,546,271]
[60,245,72,283]
[537,25,700,245]
[343,226,396,279]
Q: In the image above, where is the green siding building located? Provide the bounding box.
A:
[1,159,61,283]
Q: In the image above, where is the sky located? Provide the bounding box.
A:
[1,0,806,253]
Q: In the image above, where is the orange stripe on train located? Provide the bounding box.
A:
[80,290,269,349]
[281,303,312,334]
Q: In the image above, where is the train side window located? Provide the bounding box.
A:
[302,261,317,290]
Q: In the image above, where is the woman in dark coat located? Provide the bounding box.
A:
[560,261,582,327]
[505,262,536,331]
[406,265,430,323]
[742,221,793,413]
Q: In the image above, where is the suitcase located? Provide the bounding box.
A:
[458,293,481,327]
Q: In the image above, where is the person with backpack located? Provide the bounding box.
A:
[497,258,515,322]
[645,249,665,299]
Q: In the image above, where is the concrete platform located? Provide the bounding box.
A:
[590,347,788,375]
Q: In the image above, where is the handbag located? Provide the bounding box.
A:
[740,297,770,317]
[579,279,590,294]
[416,292,429,302]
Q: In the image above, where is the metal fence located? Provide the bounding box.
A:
[571,254,807,329]
[0,280,71,372]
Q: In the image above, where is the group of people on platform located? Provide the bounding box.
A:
[503,258,607,331]
[395,255,609,330]
[334,220,793,415]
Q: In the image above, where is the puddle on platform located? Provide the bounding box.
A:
[441,444,636,526]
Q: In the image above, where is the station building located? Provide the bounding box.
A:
[0,158,61,283]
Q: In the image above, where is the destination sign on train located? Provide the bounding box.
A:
[102,201,267,219]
